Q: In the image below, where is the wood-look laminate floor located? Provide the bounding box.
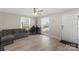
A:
[5,35,79,51]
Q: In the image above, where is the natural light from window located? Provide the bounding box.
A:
[20,17,30,30]
[41,17,49,35]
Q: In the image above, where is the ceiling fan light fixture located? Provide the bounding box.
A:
[32,8,43,16]
[32,12,37,16]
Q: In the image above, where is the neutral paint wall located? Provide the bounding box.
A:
[61,14,78,43]
[30,17,36,27]
[36,17,41,27]
[78,17,79,46]
[72,15,78,43]
[0,12,36,30]
[49,15,62,40]
[0,12,21,30]
[0,13,4,30]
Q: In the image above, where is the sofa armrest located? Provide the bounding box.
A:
[0,31,2,44]
[0,36,1,44]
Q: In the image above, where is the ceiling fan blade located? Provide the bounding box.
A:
[32,8,43,16]
[38,12,42,15]
[38,10,43,12]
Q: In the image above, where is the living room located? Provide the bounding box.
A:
[0,8,79,51]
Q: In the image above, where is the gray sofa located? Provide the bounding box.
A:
[0,29,28,46]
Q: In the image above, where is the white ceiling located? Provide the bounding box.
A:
[0,8,77,17]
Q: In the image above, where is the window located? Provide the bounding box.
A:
[41,17,49,35]
[20,17,30,30]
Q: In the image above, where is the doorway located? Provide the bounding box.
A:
[41,17,49,35]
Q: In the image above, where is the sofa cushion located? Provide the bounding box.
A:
[0,45,4,51]
[13,29,20,33]
[14,33,28,39]
[2,30,13,36]
[1,29,28,40]
[0,31,2,38]
[1,35,14,42]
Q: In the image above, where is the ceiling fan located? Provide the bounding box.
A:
[32,8,43,16]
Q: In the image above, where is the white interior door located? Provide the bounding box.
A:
[62,15,78,43]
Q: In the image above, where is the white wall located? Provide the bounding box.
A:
[31,17,41,27]
[78,17,79,46]
[72,15,78,43]
[30,17,36,27]
[34,17,41,27]
[0,12,21,30]
[0,12,36,30]
[0,13,4,30]
[61,14,78,43]
[49,15,62,40]
[61,11,78,44]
